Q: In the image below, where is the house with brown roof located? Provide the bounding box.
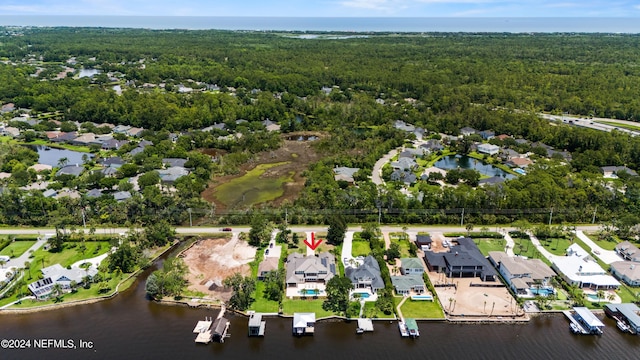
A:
[258,257,279,280]
[506,157,533,168]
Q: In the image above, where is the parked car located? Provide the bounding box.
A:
[221,227,232,232]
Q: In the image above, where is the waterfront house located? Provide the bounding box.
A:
[28,264,98,299]
[292,313,315,336]
[505,157,533,168]
[400,258,425,275]
[499,148,522,161]
[56,164,84,177]
[415,235,432,251]
[345,255,385,294]
[248,312,266,337]
[285,252,336,288]
[551,244,620,290]
[1,126,20,137]
[257,257,279,280]
[390,157,418,171]
[390,275,426,296]
[610,261,640,286]
[614,241,640,262]
[604,303,640,334]
[488,251,556,297]
[424,237,497,281]
[477,143,500,156]
[478,176,506,186]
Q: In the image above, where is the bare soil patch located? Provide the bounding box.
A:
[181,236,256,302]
[201,132,326,211]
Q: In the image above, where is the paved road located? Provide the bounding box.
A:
[575,230,622,264]
[502,230,515,256]
[540,113,640,137]
[372,147,400,185]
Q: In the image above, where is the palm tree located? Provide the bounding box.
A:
[57,157,69,168]
[448,297,454,312]
[51,283,63,302]
[596,289,605,303]
[607,293,616,303]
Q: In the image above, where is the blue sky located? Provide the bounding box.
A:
[1,0,640,17]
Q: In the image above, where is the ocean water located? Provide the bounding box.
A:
[0,16,639,33]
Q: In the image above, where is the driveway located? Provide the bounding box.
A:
[341,231,355,266]
[5,236,49,269]
[372,148,400,185]
[528,233,559,263]
[575,230,622,264]
[501,230,515,256]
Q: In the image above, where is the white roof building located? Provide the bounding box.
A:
[551,244,620,289]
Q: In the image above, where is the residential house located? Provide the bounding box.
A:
[42,189,57,198]
[601,166,639,178]
[163,158,188,168]
[496,134,512,141]
[128,147,145,156]
[400,258,425,275]
[415,235,432,251]
[50,132,77,143]
[506,157,533,168]
[479,130,495,140]
[285,253,336,287]
[424,237,497,281]
[547,149,572,162]
[477,143,500,156]
[100,167,118,177]
[28,264,98,299]
[292,313,315,336]
[113,191,132,202]
[158,166,190,183]
[478,176,506,186]
[394,120,416,133]
[615,241,640,262]
[345,255,385,294]
[1,103,15,113]
[514,138,529,145]
[85,189,104,198]
[390,169,417,185]
[55,189,81,199]
[126,127,144,137]
[56,165,84,177]
[488,251,556,297]
[420,139,444,153]
[399,148,424,158]
[45,131,62,140]
[610,261,640,286]
[99,157,125,168]
[333,166,360,184]
[138,140,153,147]
[113,125,132,134]
[257,257,279,280]
[28,164,52,172]
[71,133,96,146]
[460,127,478,136]
[499,148,522,161]
[101,138,129,150]
[551,243,620,289]
[390,275,426,295]
[262,119,281,132]
[390,157,418,171]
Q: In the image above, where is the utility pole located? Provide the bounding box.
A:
[285,208,288,225]
[460,208,465,226]
[592,205,597,224]
[81,208,86,228]
[548,207,553,226]
[188,208,192,227]
[378,207,381,225]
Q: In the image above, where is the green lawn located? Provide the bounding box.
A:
[475,238,506,256]
[512,238,552,266]
[0,241,36,258]
[583,232,619,251]
[281,298,335,317]
[351,240,372,257]
[213,162,294,207]
[390,236,412,258]
[249,281,280,313]
[32,241,111,268]
[394,296,445,319]
[362,301,396,319]
[616,284,640,303]
[539,237,572,256]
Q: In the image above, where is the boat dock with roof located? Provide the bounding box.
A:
[604,303,640,334]
[564,307,605,335]
[248,312,266,337]
[356,318,374,334]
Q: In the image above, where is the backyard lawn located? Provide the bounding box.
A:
[475,238,506,256]
[351,240,372,257]
[249,281,280,313]
[539,238,572,256]
[362,301,396,319]
[32,241,112,268]
[0,241,36,258]
[281,298,335,317]
[394,296,445,319]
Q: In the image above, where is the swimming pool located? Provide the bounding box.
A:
[529,288,554,296]
[301,289,320,295]
[586,293,603,301]
[411,295,433,301]
[353,292,370,298]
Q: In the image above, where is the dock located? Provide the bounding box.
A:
[248,312,267,337]
[563,307,604,335]
[193,317,213,344]
[356,318,374,334]
[605,303,640,334]
[398,321,409,337]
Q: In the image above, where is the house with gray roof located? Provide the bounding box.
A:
[415,235,432,251]
[113,125,132,134]
[28,263,98,299]
[262,119,281,132]
[258,257,279,280]
[391,157,417,171]
[479,176,506,186]
[345,255,385,294]
[100,167,118,177]
[163,158,188,168]
[101,138,129,150]
[128,147,145,156]
[420,139,444,152]
[479,130,495,140]
[158,166,190,183]
[394,120,416,133]
[400,258,425,275]
[99,157,125,168]
[333,166,359,183]
[615,241,640,262]
[601,166,638,178]
[85,189,104,198]
[424,237,497,281]
[57,164,84,177]
[285,252,336,287]
[488,251,556,297]
[390,169,417,184]
[113,191,132,202]
[460,127,478,136]
[610,261,640,286]
[390,275,426,296]
[42,189,57,198]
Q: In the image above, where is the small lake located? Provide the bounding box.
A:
[434,155,514,179]
[285,135,319,141]
[27,145,93,167]
[78,68,101,78]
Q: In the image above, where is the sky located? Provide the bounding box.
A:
[1,0,640,17]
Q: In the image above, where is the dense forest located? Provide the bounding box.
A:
[2,28,640,229]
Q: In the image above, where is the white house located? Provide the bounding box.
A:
[477,143,500,155]
[551,244,620,290]
[28,264,98,299]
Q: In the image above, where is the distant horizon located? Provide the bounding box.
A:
[1,16,640,33]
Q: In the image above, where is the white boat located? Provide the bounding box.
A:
[617,320,631,333]
[569,323,581,334]
[398,321,409,337]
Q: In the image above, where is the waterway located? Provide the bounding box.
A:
[27,145,92,168]
[2,258,639,359]
[435,155,514,179]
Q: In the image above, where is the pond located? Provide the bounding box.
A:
[27,145,93,167]
[434,155,514,179]
[285,135,319,141]
[78,68,101,78]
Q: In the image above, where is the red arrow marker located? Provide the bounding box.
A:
[304,232,323,251]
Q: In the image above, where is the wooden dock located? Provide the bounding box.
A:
[193,317,213,344]
[193,304,230,344]
[356,318,374,333]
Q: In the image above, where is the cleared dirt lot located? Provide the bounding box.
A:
[181,235,256,302]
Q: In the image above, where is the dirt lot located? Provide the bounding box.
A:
[181,235,256,302]
[202,132,325,211]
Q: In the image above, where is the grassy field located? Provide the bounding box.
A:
[475,238,506,256]
[512,238,552,266]
[213,162,294,207]
[394,296,445,319]
[281,298,335,317]
[32,241,111,268]
[351,240,372,257]
[390,234,412,258]
[0,241,36,258]
[249,281,280,313]
[583,232,619,251]
[539,237,572,256]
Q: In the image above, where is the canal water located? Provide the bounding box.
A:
[2,262,639,359]
[26,145,93,168]
[435,155,514,179]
